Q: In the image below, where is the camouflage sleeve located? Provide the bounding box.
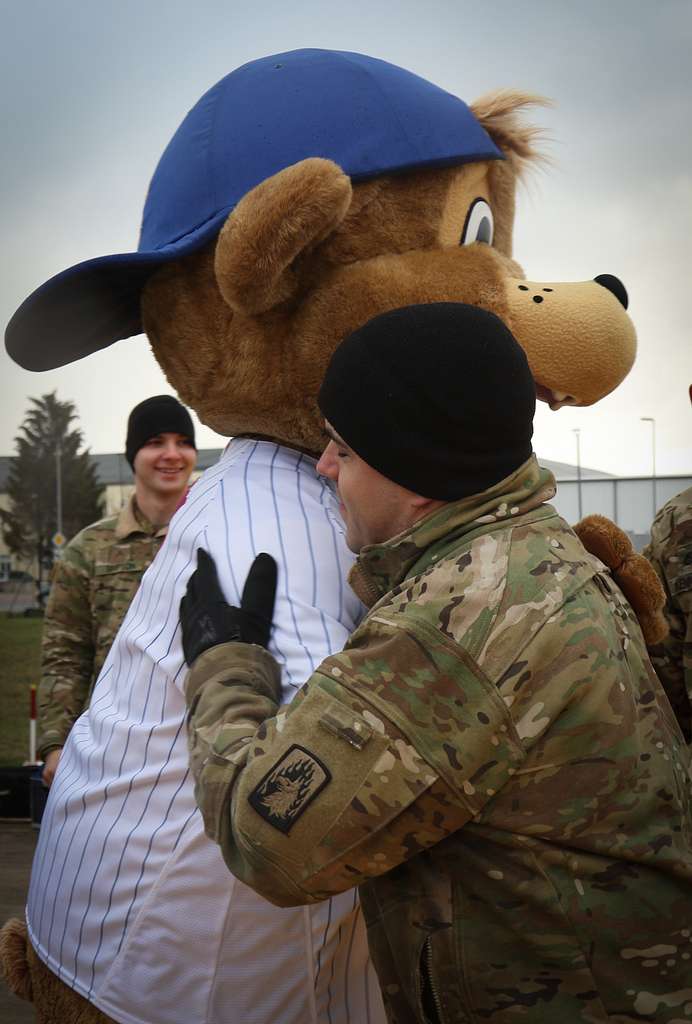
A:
[185,642,283,787]
[644,512,692,742]
[185,621,524,907]
[37,540,96,757]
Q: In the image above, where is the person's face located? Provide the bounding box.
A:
[133,432,196,499]
[317,423,427,552]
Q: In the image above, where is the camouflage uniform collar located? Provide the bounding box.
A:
[349,456,556,607]
[114,494,167,540]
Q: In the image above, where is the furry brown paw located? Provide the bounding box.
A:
[0,917,33,1002]
[574,514,668,646]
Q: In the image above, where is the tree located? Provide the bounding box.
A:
[1,393,105,591]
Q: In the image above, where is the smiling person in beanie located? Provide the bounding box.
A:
[180,303,691,1024]
[39,395,197,784]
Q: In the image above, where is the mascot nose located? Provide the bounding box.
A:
[593,274,628,310]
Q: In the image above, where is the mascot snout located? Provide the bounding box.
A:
[505,272,637,408]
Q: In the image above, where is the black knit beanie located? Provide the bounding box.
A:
[125,395,196,469]
[318,303,535,501]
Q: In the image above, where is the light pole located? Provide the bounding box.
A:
[572,428,583,521]
[640,417,656,518]
[52,439,64,567]
[55,439,63,539]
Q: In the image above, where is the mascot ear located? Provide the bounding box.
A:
[469,91,546,258]
[214,157,352,315]
[470,90,546,172]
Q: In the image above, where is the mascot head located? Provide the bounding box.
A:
[6,49,636,453]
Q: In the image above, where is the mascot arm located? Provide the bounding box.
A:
[574,515,668,645]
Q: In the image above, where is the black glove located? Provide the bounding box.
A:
[180,548,278,666]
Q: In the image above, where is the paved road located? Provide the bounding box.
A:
[0,822,38,1023]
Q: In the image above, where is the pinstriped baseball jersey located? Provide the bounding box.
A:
[26,439,386,1024]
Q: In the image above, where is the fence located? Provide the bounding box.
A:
[549,474,692,551]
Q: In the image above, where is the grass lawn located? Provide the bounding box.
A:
[0,614,43,765]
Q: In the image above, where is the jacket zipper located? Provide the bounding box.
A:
[422,936,445,1024]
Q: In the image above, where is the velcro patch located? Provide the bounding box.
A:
[318,707,372,750]
[672,569,692,596]
[248,744,331,833]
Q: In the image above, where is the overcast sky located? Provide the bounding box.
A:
[2,0,691,478]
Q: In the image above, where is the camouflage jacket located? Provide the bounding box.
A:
[38,496,167,757]
[186,458,692,1024]
[644,486,692,742]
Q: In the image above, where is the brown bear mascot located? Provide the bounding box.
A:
[2,49,664,1024]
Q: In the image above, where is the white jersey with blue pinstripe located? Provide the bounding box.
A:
[27,439,386,1024]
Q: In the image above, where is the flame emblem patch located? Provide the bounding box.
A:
[248,744,331,833]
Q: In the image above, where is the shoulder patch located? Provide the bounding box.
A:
[248,744,331,833]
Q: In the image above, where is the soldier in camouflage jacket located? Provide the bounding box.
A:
[181,306,692,1023]
[644,485,692,743]
[38,496,168,759]
[38,395,196,779]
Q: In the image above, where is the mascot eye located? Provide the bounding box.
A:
[460,199,494,246]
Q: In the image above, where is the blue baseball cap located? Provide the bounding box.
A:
[6,49,503,371]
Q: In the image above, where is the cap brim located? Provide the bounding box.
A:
[5,210,230,371]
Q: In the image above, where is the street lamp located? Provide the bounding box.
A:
[55,439,63,538]
[51,440,65,566]
[572,428,583,520]
[640,417,656,518]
